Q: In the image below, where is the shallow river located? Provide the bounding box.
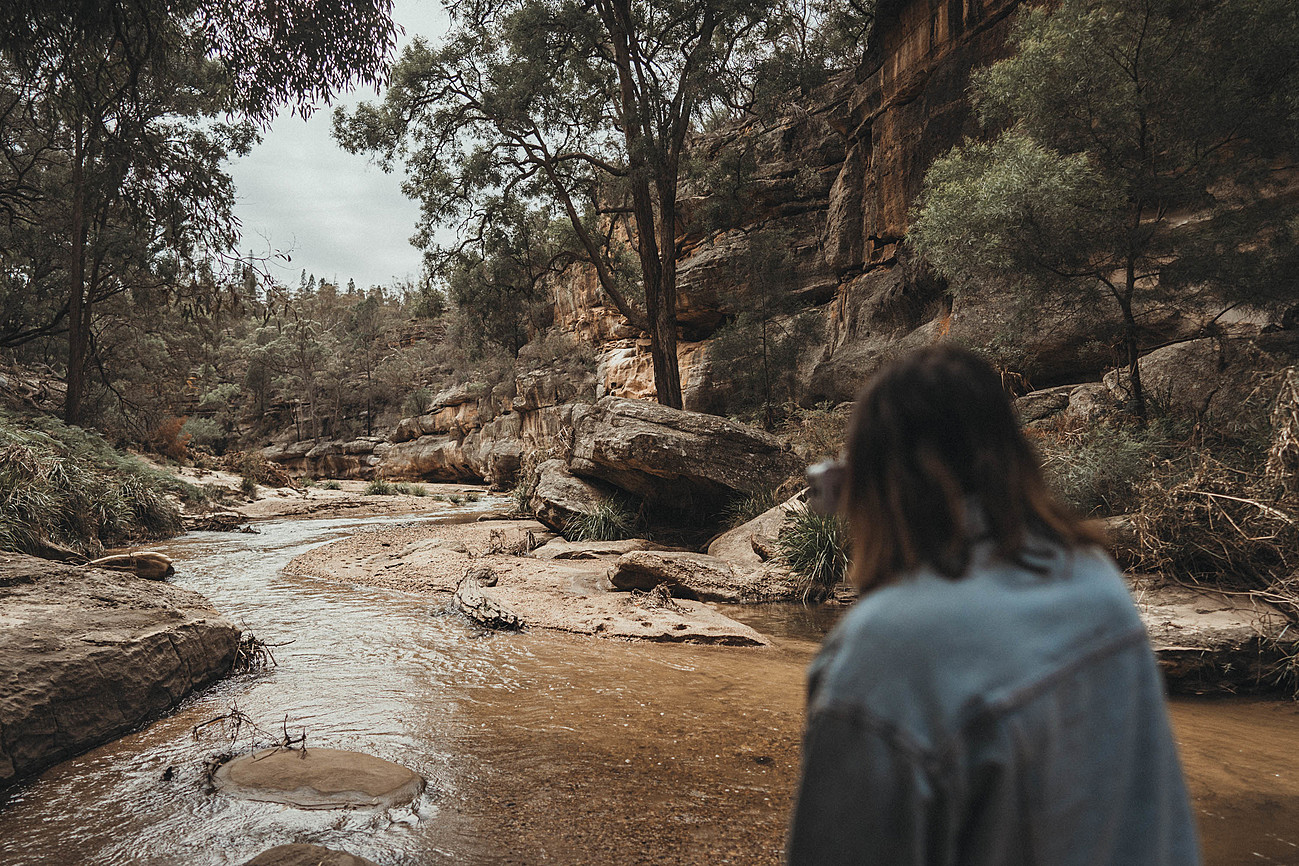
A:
[0,509,1296,864]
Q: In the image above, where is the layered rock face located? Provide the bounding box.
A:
[0,554,240,788]
[542,0,1039,407]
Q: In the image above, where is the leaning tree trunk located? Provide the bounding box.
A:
[1118,273,1147,422]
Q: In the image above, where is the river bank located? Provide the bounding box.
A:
[1,508,1296,863]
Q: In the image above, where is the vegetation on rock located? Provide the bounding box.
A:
[910,0,1299,419]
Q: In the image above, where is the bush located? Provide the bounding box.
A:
[320,479,342,490]
[228,451,295,488]
[780,402,851,465]
[364,478,395,495]
[181,416,226,452]
[508,482,534,516]
[777,508,850,602]
[564,497,641,541]
[401,388,433,417]
[1034,419,1171,516]
[149,415,191,461]
[0,411,183,555]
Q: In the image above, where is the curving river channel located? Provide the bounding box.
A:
[0,506,1297,864]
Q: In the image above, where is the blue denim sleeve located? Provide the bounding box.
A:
[786,706,943,866]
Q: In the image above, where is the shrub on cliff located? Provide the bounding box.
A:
[911,0,1299,420]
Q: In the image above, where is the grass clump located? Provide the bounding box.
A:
[0,410,183,556]
[564,497,641,542]
[364,478,395,496]
[320,480,342,490]
[722,488,779,529]
[777,508,850,602]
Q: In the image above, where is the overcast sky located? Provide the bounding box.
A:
[225,0,450,291]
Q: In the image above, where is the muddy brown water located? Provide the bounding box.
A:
[0,507,1295,864]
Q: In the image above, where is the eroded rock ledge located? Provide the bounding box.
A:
[0,554,240,789]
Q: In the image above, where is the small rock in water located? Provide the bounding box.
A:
[241,843,381,866]
[464,563,498,587]
[453,573,523,630]
[214,747,424,810]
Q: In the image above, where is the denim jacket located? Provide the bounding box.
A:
[786,543,1200,866]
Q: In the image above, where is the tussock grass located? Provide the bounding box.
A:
[777,509,850,602]
[364,478,395,496]
[722,488,779,529]
[564,497,641,542]
[0,410,183,556]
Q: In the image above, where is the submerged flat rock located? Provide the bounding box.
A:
[242,844,380,866]
[214,747,424,809]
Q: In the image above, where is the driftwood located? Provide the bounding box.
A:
[89,551,175,580]
[185,511,247,532]
[452,572,524,630]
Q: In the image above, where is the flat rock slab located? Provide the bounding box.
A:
[0,553,239,789]
[243,844,380,866]
[285,521,769,646]
[214,747,424,809]
[1131,576,1299,695]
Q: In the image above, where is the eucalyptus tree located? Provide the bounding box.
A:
[0,0,397,424]
[336,0,868,408]
[909,0,1299,419]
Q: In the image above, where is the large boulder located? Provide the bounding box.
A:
[529,459,618,533]
[382,434,483,482]
[707,495,803,567]
[262,438,386,479]
[0,554,240,788]
[1133,576,1299,695]
[568,397,801,511]
[1103,337,1285,425]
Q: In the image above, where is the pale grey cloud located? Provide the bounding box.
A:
[226,0,450,291]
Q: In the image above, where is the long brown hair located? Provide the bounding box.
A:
[843,343,1105,591]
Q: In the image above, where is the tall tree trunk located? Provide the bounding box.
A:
[64,125,89,424]
[1118,264,1146,421]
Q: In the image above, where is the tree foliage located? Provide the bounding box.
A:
[909,0,1299,418]
[0,0,397,422]
[336,0,868,409]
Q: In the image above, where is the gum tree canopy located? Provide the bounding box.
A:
[0,1,397,424]
[335,0,869,409]
[909,0,1299,419]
